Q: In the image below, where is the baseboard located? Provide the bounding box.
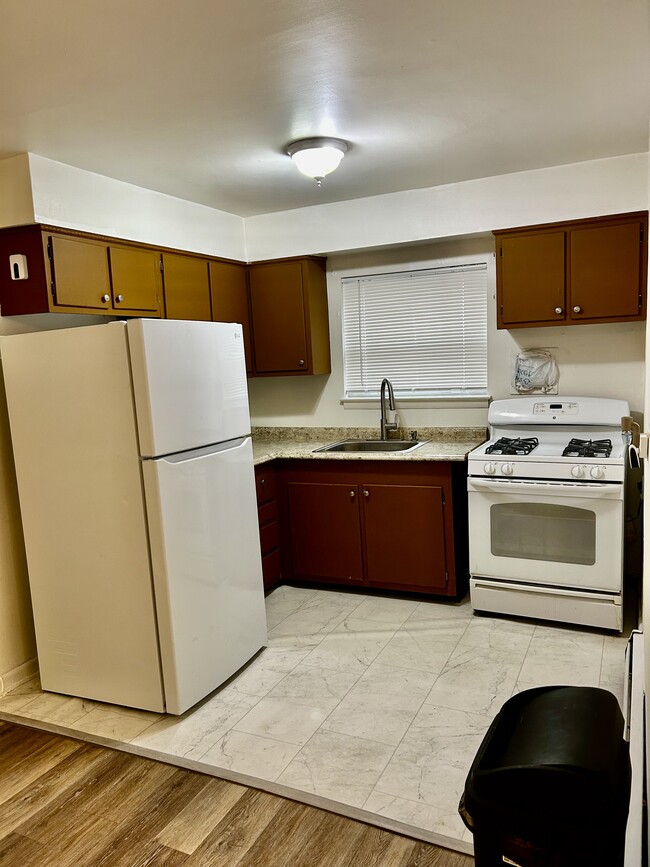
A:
[0,657,38,696]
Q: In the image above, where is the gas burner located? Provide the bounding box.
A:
[562,438,613,458]
[485,437,539,456]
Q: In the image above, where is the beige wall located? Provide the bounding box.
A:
[248,237,646,428]
[0,154,35,228]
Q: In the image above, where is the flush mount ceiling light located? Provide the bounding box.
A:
[287,137,349,186]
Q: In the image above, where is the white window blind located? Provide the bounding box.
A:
[342,263,488,398]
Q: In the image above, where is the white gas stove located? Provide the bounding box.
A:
[467,396,630,632]
[468,396,628,482]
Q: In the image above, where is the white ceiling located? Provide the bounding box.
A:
[1,0,648,217]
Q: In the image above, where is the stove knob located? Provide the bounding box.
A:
[571,465,585,479]
[501,463,514,476]
[590,466,605,480]
[484,462,496,475]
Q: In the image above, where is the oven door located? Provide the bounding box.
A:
[467,477,624,592]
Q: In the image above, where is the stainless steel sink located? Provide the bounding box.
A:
[313,439,428,454]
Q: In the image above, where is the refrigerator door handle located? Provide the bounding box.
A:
[149,436,251,464]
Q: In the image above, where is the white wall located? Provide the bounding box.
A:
[27,154,247,261]
[248,237,646,429]
[244,153,648,260]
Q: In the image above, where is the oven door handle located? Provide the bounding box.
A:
[467,477,624,499]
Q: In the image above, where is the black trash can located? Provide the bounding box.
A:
[459,686,631,867]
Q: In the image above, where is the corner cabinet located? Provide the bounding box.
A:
[277,460,468,597]
[162,253,211,321]
[255,464,281,590]
[209,260,253,374]
[495,211,648,329]
[248,258,331,375]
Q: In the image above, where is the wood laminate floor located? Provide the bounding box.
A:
[0,721,473,866]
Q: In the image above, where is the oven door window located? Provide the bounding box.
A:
[490,502,596,566]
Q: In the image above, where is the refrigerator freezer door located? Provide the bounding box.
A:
[126,319,250,458]
[142,436,267,714]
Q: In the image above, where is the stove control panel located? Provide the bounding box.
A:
[533,401,578,418]
[479,461,613,481]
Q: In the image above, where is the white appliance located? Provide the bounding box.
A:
[1,319,267,714]
[468,396,629,631]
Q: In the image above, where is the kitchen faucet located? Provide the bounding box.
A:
[380,378,398,440]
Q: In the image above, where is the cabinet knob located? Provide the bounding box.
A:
[101,294,110,303]
[298,359,305,367]
[573,305,582,314]
[554,307,563,315]
[363,489,369,499]
[349,490,355,499]
[260,478,266,486]
[115,294,124,303]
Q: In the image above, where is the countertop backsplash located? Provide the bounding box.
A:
[251,426,488,443]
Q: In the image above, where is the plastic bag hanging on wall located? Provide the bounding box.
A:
[512,349,559,394]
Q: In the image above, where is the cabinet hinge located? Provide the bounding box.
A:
[499,245,502,258]
[159,255,164,273]
[50,281,56,299]
[445,571,449,585]
[47,240,53,260]
[442,491,446,506]
[639,294,642,310]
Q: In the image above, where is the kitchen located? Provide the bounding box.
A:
[0,1,648,863]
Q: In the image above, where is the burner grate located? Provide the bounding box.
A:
[486,437,539,456]
[562,438,613,458]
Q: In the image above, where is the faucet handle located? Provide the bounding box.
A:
[409,430,418,441]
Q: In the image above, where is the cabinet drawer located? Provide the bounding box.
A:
[259,520,279,555]
[262,549,281,588]
[258,500,277,526]
[255,469,276,505]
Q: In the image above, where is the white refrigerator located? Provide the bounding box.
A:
[1,318,267,714]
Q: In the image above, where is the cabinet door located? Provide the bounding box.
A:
[498,232,566,327]
[287,482,363,583]
[163,254,211,321]
[249,262,308,373]
[49,235,111,310]
[210,261,253,373]
[109,246,162,314]
[362,484,447,591]
[570,221,643,321]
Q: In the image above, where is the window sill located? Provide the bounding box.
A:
[341,394,491,410]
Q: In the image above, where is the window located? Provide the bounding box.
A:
[342,263,488,399]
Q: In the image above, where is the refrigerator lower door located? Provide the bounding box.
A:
[142,435,267,714]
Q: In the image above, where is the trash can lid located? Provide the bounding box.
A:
[462,686,631,829]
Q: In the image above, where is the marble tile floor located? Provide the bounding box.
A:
[0,585,631,858]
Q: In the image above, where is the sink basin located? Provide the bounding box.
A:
[313,439,428,454]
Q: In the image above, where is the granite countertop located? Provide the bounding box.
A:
[251,426,487,466]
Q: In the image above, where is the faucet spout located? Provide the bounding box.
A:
[380,378,398,440]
